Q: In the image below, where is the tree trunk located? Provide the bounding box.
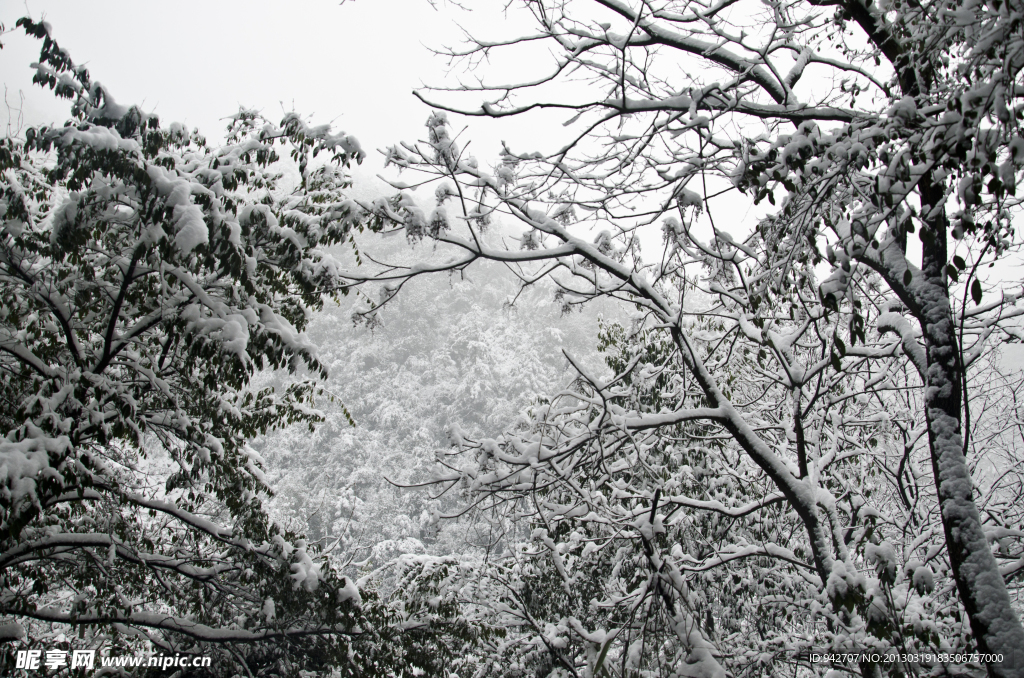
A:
[918,192,1024,677]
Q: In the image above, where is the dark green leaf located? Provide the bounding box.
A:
[834,333,847,357]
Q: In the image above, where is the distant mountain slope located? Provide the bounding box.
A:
[256,234,617,564]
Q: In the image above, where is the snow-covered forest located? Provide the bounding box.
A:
[2,0,1024,676]
[258,241,617,566]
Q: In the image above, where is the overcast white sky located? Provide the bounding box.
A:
[1,0,779,225]
[0,1,555,181]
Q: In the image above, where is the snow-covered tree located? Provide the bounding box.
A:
[335,0,1024,674]
[0,20,482,677]
[424,309,1024,677]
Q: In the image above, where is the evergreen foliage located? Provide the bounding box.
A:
[0,20,475,677]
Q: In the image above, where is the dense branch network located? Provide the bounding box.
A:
[333,0,1024,675]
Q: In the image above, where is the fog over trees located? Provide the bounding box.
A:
[2,1,1024,677]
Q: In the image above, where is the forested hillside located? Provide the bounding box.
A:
[258,233,618,564]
